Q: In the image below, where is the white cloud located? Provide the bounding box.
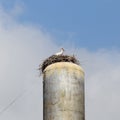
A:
[0,5,57,120]
[0,4,120,120]
[77,49,120,120]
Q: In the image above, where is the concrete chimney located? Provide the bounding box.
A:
[43,62,85,120]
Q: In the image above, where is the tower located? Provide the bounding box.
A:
[40,55,85,120]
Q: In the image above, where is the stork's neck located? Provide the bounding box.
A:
[61,49,64,52]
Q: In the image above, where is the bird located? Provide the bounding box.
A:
[55,48,65,56]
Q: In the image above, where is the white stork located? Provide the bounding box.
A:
[55,48,65,56]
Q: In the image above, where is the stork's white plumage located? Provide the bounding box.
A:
[55,48,65,56]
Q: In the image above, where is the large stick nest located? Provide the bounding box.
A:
[39,55,80,74]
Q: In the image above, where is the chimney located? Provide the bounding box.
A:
[40,55,85,120]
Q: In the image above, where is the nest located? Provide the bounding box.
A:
[39,55,80,74]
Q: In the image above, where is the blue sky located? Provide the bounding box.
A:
[1,0,120,50]
[0,1,120,120]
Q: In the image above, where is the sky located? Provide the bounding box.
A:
[0,0,120,120]
[1,0,120,50]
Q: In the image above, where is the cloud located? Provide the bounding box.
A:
[0,4,120,120]
[77,49,120,120]
[0,5,57,120]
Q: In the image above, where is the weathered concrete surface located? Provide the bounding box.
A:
[43,62,85,120]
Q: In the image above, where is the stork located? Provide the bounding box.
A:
[55,48,65,56]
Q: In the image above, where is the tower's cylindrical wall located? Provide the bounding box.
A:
[43,62,85,120]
